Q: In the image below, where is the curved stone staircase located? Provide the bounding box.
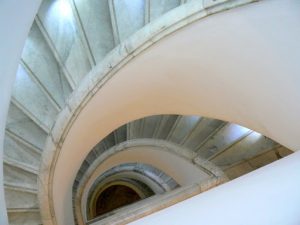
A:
[73,115,291,224]
[3,0,292,224]
[76,115,291,184]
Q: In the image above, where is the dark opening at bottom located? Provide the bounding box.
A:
[95,185,142,216]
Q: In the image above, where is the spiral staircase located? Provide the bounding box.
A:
[2,0,293,224]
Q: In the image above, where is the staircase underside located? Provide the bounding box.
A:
[3,0,296,224]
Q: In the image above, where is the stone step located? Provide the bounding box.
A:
[6,103,47,150]
[197,123,252,159]
[73,0,115,63]
[3,163,37,190]
[4,134,41,169]
[149,0,181,22]
[21,20,71,107]
[4,188,38,209]
[7,209,41,225]
[3,157,38,175]
[12,63,59,130]
[112,0,146,42]
[4,182,38,194]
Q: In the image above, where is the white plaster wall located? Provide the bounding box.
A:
[48,0,300,224]
[83,147,208,187]
[76,140,223,224]
[130,151,300,225]
[80,147,211,218]
[0,0,41,224]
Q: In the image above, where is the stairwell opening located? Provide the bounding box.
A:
[93,184,146,218]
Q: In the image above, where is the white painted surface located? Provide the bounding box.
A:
[130,151,300,225]
[80,147,211,214]
[45,0,300,224]
[87,147,204,186]
[75,139,224,224]
[0,0,41,224]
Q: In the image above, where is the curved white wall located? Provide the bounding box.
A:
[82,147,209,191]
[0,1,41,224]
[47,0,300,224]
[130,150,300,225]
[74,139,224,224]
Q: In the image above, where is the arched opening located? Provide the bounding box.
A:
[83,162,179,221]
[88,178,156,219]
[95,184,142,216]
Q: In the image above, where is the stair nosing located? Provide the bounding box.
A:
[3,157,38,175]
[4,182,38,194]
